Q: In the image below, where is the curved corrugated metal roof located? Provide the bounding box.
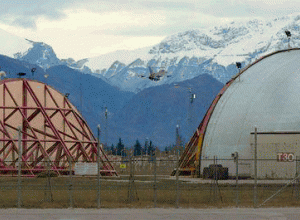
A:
[202,48,300,159]
[175,48,300,176]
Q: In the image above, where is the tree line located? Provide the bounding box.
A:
[105,137,184,157]
[108,138,156,157]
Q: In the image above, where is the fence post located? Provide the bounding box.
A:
[69,156,73,208]
[254,127,258,208]
[129,151,132,202]
[141,152,144,176]
[97,125,101,208]
[176,148,179,208]
[295,156,299,200]
[128,150,134,202]
[45,158,53,202]
[213,156,218,202]
[235,153,239,207]
[153,149,157,207]
[17,126,22,208]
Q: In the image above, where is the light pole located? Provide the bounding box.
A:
[104,107,108,151]
[236,62,242,81]
[31,68,36,80]
[174,84,196,140]
[44,74,49,85]
[285,30,291,49]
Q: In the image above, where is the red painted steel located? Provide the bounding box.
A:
[0,78,117,176]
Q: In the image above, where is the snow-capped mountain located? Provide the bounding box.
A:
[13,39,89,71]
[14,39,62,69]
[81,14,300,92]
[2,14,300,93]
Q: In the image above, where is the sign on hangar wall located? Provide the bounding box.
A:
[277,153,295,162]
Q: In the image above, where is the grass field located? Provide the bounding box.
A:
[0,175,300,208]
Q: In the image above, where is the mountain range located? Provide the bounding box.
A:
[0,14,299,148]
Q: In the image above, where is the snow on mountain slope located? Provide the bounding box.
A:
[149,15,300,66]
[213,17,300,65]
[86,46,153,72]
[14,39,62,69]
[4,14,300,93]
[14,39,89,71]
[82,14,300,93]
[0,28,32,58]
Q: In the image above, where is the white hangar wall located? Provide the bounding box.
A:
[250,132,300,179]
[201,49,300,178]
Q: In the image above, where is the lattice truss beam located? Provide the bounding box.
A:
[0,79,116,176]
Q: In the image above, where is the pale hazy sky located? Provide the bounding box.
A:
[0,0,299,60]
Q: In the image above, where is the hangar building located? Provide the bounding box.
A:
[0,78,116,176]
[176,49,300,179]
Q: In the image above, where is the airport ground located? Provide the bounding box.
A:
[1,207,300,220]
[0,175,300,209]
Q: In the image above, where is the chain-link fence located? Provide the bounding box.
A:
[1,156,300,208]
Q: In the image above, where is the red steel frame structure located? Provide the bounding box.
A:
[173,48,300,177]
[0,78,117,176]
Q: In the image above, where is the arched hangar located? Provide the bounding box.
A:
[176,48,300,179]
[0,78,116,176]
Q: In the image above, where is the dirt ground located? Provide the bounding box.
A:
[0,175,300,208]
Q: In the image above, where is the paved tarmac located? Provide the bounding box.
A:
[169,176,297,185]
[1,208,300,220]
